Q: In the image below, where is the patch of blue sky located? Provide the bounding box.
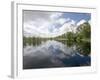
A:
[62,12,91,23]
[49,12,91,31]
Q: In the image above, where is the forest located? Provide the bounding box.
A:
[23,22,91,56]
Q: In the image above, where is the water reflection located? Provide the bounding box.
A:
[23,40,90,69]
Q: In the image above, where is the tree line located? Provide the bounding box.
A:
[23,22,91,46]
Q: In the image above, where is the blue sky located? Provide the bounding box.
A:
[63,12,91,24]
[24,10,91,37]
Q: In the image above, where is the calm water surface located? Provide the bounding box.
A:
[23,40,90,69]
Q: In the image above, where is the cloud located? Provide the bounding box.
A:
[88,20,91,25]
[77,19,86,26]
[57,18,68,25]
[24,11,74,37]
[59,20,76,33]
[24,18,76,38]
[50,13,63,20]
[24,11,91,37]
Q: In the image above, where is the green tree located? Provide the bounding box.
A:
[66,32,75,41]
[76,22,91,42]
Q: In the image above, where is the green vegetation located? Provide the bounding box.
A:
[23,22,91,56]
[76,22,91,43]
[76,41,90,56]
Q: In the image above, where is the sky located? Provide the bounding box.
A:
[23,10,91,38]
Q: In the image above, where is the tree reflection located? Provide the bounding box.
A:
[23,22,91,56]
[76,42,90,56]
[23,38,90,57]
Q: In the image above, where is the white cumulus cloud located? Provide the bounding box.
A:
[77,19,86,26]
[23,11,78,38]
